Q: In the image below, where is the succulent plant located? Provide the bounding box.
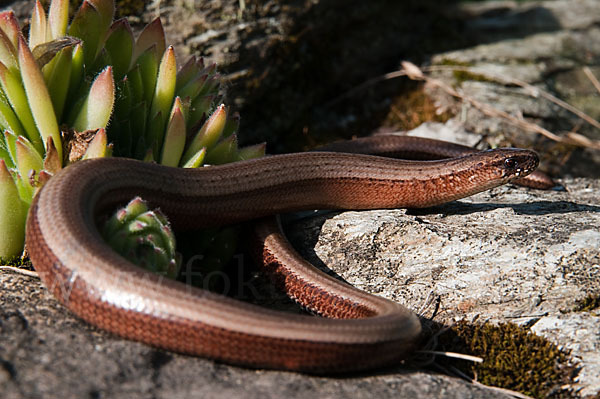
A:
[102,197,181,278]
[0,0,265,271]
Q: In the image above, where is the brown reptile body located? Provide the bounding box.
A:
[25,137,541,373]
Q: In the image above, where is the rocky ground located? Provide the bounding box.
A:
[1,0,600,398]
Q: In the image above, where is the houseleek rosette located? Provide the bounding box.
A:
[102,197,181,278]
[0,0,265,279]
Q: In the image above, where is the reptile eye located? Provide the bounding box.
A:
[504,157,518,170]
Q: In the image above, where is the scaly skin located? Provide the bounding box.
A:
[26,138,539,373]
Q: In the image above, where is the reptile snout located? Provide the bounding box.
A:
[500,149,539,179]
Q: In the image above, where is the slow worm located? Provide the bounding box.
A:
[25,136,541,373]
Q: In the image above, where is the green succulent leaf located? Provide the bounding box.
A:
[149,46,176,129]
[125,196,149,218]
[68,1,103,68]
[46,46,72,120]
[47,0,69,40]
[0,29,17,72]
[101,196,181,278]
[87,0,115,34]
[72,66,114,132]
[183,104,226,164]
[181,147,206,169]
[175,56,201,92]
[29,1,48,49]
[114,76,132,121]
[18,36,61,161]
[0,89,26,139]
[104,19,133,80]
[237,142,266,161]
[176,73,207,102]
[188,95,214,129]
[204,133,237,165]
[126,64,144,106]
[160,102,185,167]
[197,73,220,97]
[67,42,84,101]
[0,132,13,169]
[222,112,239,138]
[131,102,147,156]
[0,159,26,259]
[145,111,163,159]
[3,130,17,163]
[0,61,43,153]
[136,45,158,108]
[82,128,108,159]
[132,18,165,66]
[15,136,43,196]
[0,12,22,51]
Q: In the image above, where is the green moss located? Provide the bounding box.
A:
[0,255,33,269]
[574,295,600,312]
[437,58,472,67]
[452,70,496,85]
[435,59,496,84]
[436,321,576,399]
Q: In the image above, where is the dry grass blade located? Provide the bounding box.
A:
[330,60,600,150]
[583,66,600,95]
[424,64,600,133]
[400,62,600,150]
[0,265,39,277]
[416,350,483,363]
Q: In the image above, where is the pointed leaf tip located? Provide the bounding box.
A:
[15,136,43,193]
[104,18,134,80]
[47,0,69,40]
[150,46,176,126]
[237,142,266,160]
[160,106,186,167]
[29,1,47,49]
[182,104,227,164]
[0,11,23,50]
[73,66,115,132]
[18,36,61,161]
[83,128,108,159]
[133,17,165,65]
[0,158,26,258]
[204,133,238,165]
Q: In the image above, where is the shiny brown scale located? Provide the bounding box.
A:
[27,136,542,373]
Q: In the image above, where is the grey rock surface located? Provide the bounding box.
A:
[286,176,600,396]
[427,0,600,179]
[2,271,514,399]
[1,0,599,398]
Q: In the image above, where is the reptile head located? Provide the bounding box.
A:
[485,148,539,182]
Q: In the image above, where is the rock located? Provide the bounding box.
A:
[426,0,600,179]
[286,176,600,397]
[0,0,599,397]
[2,271,515,399]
